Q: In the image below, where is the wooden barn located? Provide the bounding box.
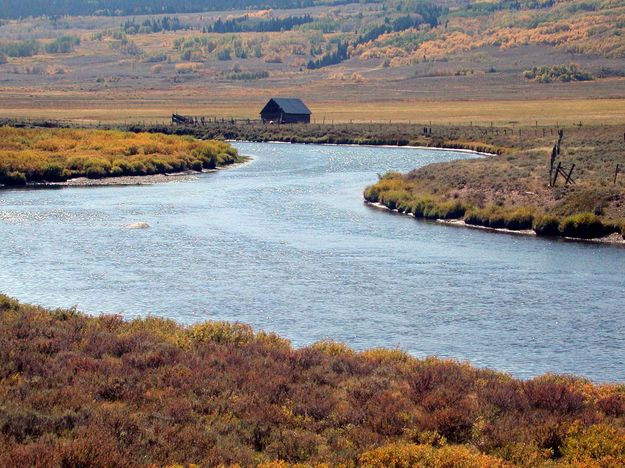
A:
[260,98,311,124]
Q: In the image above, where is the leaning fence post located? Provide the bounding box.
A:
[565,164,576,185]
[552,161,562,186]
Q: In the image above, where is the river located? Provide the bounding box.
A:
[1,142,623,382]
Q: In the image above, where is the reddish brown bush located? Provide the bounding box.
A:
[0,294,623,466]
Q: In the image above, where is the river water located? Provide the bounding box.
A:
[1,142,623,382]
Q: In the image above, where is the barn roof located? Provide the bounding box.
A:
[262,98,311,115]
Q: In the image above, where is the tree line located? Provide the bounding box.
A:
[0,36,80,58]
[206,14,313,33]
[0,0,356,19]
[122,16,185,34]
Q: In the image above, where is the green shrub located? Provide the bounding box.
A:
[379,190,411,210]
[559,213,616,239]
[2,171,27,186]
[0,294,20,311]
[85,165,107,179]
[131,161,147,175]
[464,208,492,227]
[416,199,466,219]
[185,321,254,346]
[43,163,65,182]
[109,166,123,177]
[465,206,534,230]
[504,208,534,230]
[533,215,561,236]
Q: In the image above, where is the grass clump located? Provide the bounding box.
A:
[523,63,593,83]
[0,126,241,185]
[559,213,619,239]
[465,206,535,231]
[364,173,468,220]
[533,215,561,236]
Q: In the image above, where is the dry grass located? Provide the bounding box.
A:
[1,97,625,126]
[364,123,625,239]
[0,126,240,184]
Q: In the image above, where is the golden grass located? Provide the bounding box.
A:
[0,126,239,183]
[2,98,624,126]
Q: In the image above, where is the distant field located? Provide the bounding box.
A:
[1,97,624,126]
[1,0,625,126]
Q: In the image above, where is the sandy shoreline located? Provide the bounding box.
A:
[52,170,204,187]
[0,157,251,189]
[365,201,625,246]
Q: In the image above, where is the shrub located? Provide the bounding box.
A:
[44,35,80,54]
[85,165,107,179]
[562,425,625,463]
[522,64,593,83]
[503,207,534,230]
[465,206,534,230]
[2,171,27,185]
[0,294,20,311]
[43,163,65,182]
[533,215,561,236]
[359,443,507,467]
[185,321,255,346]
[559,213,616,239]
[175,62,201,74]
[1,296,625,465]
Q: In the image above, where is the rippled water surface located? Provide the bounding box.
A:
[1,142,624,382]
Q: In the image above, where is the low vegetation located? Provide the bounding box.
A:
[0,36,80,58]
[0,126,241,185]
[364,123,625,241]
[523,64,594,83]
[0,294,624,465]
[106,120,504,154]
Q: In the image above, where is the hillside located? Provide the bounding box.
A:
[0,1,625,124]
[1,294,624,466]
[0,0,350,19]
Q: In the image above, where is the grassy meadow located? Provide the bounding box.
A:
[2,0,625,126]
[0,126,240,185]
[1,293,625,466]
[2,98,625,127]
[364,123,625,240]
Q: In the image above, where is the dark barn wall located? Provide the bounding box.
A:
[283,113,311,124]
[261,112,310,124]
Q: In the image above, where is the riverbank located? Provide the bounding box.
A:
[364,123,625,243]
[1,293,624,466]
[23,156,253,188]
[366,201,625,246]
[0,126,242,187]
[1,118,510,154]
